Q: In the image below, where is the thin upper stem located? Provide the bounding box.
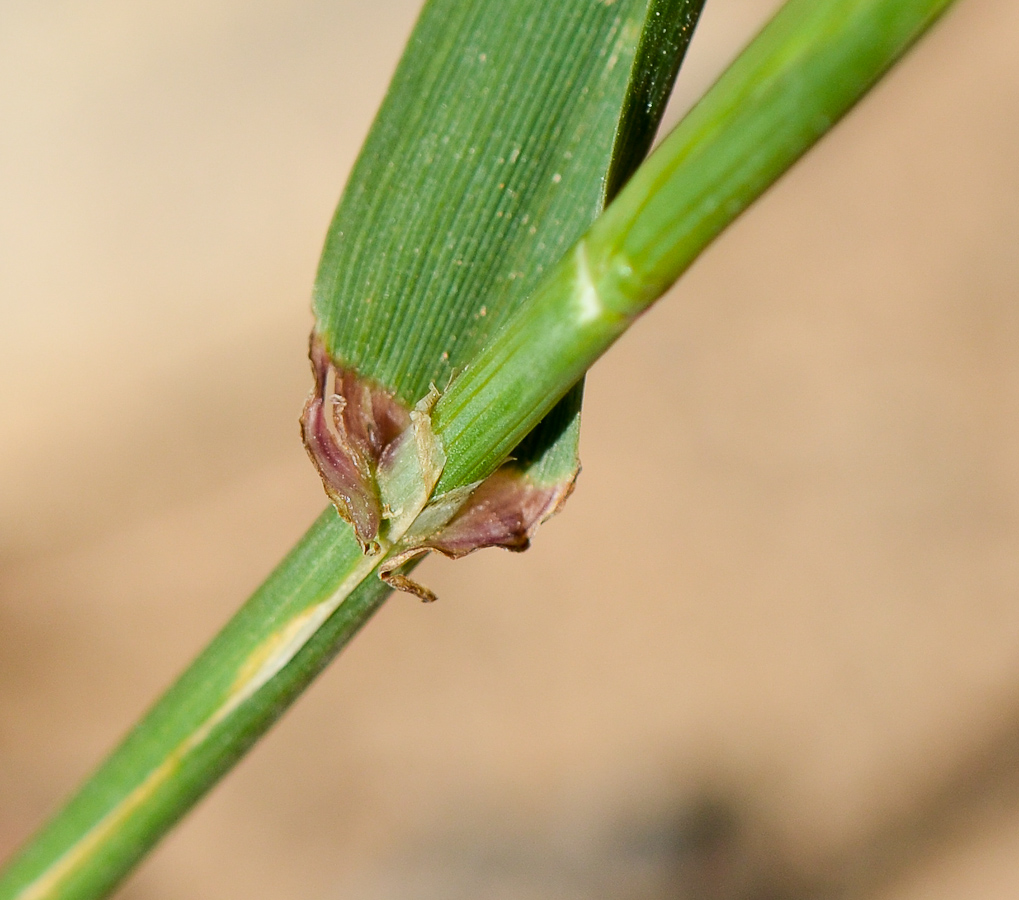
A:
[432,0,955,491]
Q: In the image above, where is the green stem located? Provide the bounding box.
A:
[0,0,956,897]
[0,512,388,900]
[432,0,955,490]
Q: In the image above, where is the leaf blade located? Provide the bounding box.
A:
[314,0,704,405]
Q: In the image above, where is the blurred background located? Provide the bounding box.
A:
[2,0,1019,897]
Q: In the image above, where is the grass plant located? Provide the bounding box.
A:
[0,0,956,898]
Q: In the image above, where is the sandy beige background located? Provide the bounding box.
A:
[3,1,1019,898]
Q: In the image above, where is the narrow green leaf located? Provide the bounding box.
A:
[302,0,704,581]
[314,0,703,403]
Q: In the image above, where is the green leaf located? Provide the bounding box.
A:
[302,0,705,574]
[313,0,703,404]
